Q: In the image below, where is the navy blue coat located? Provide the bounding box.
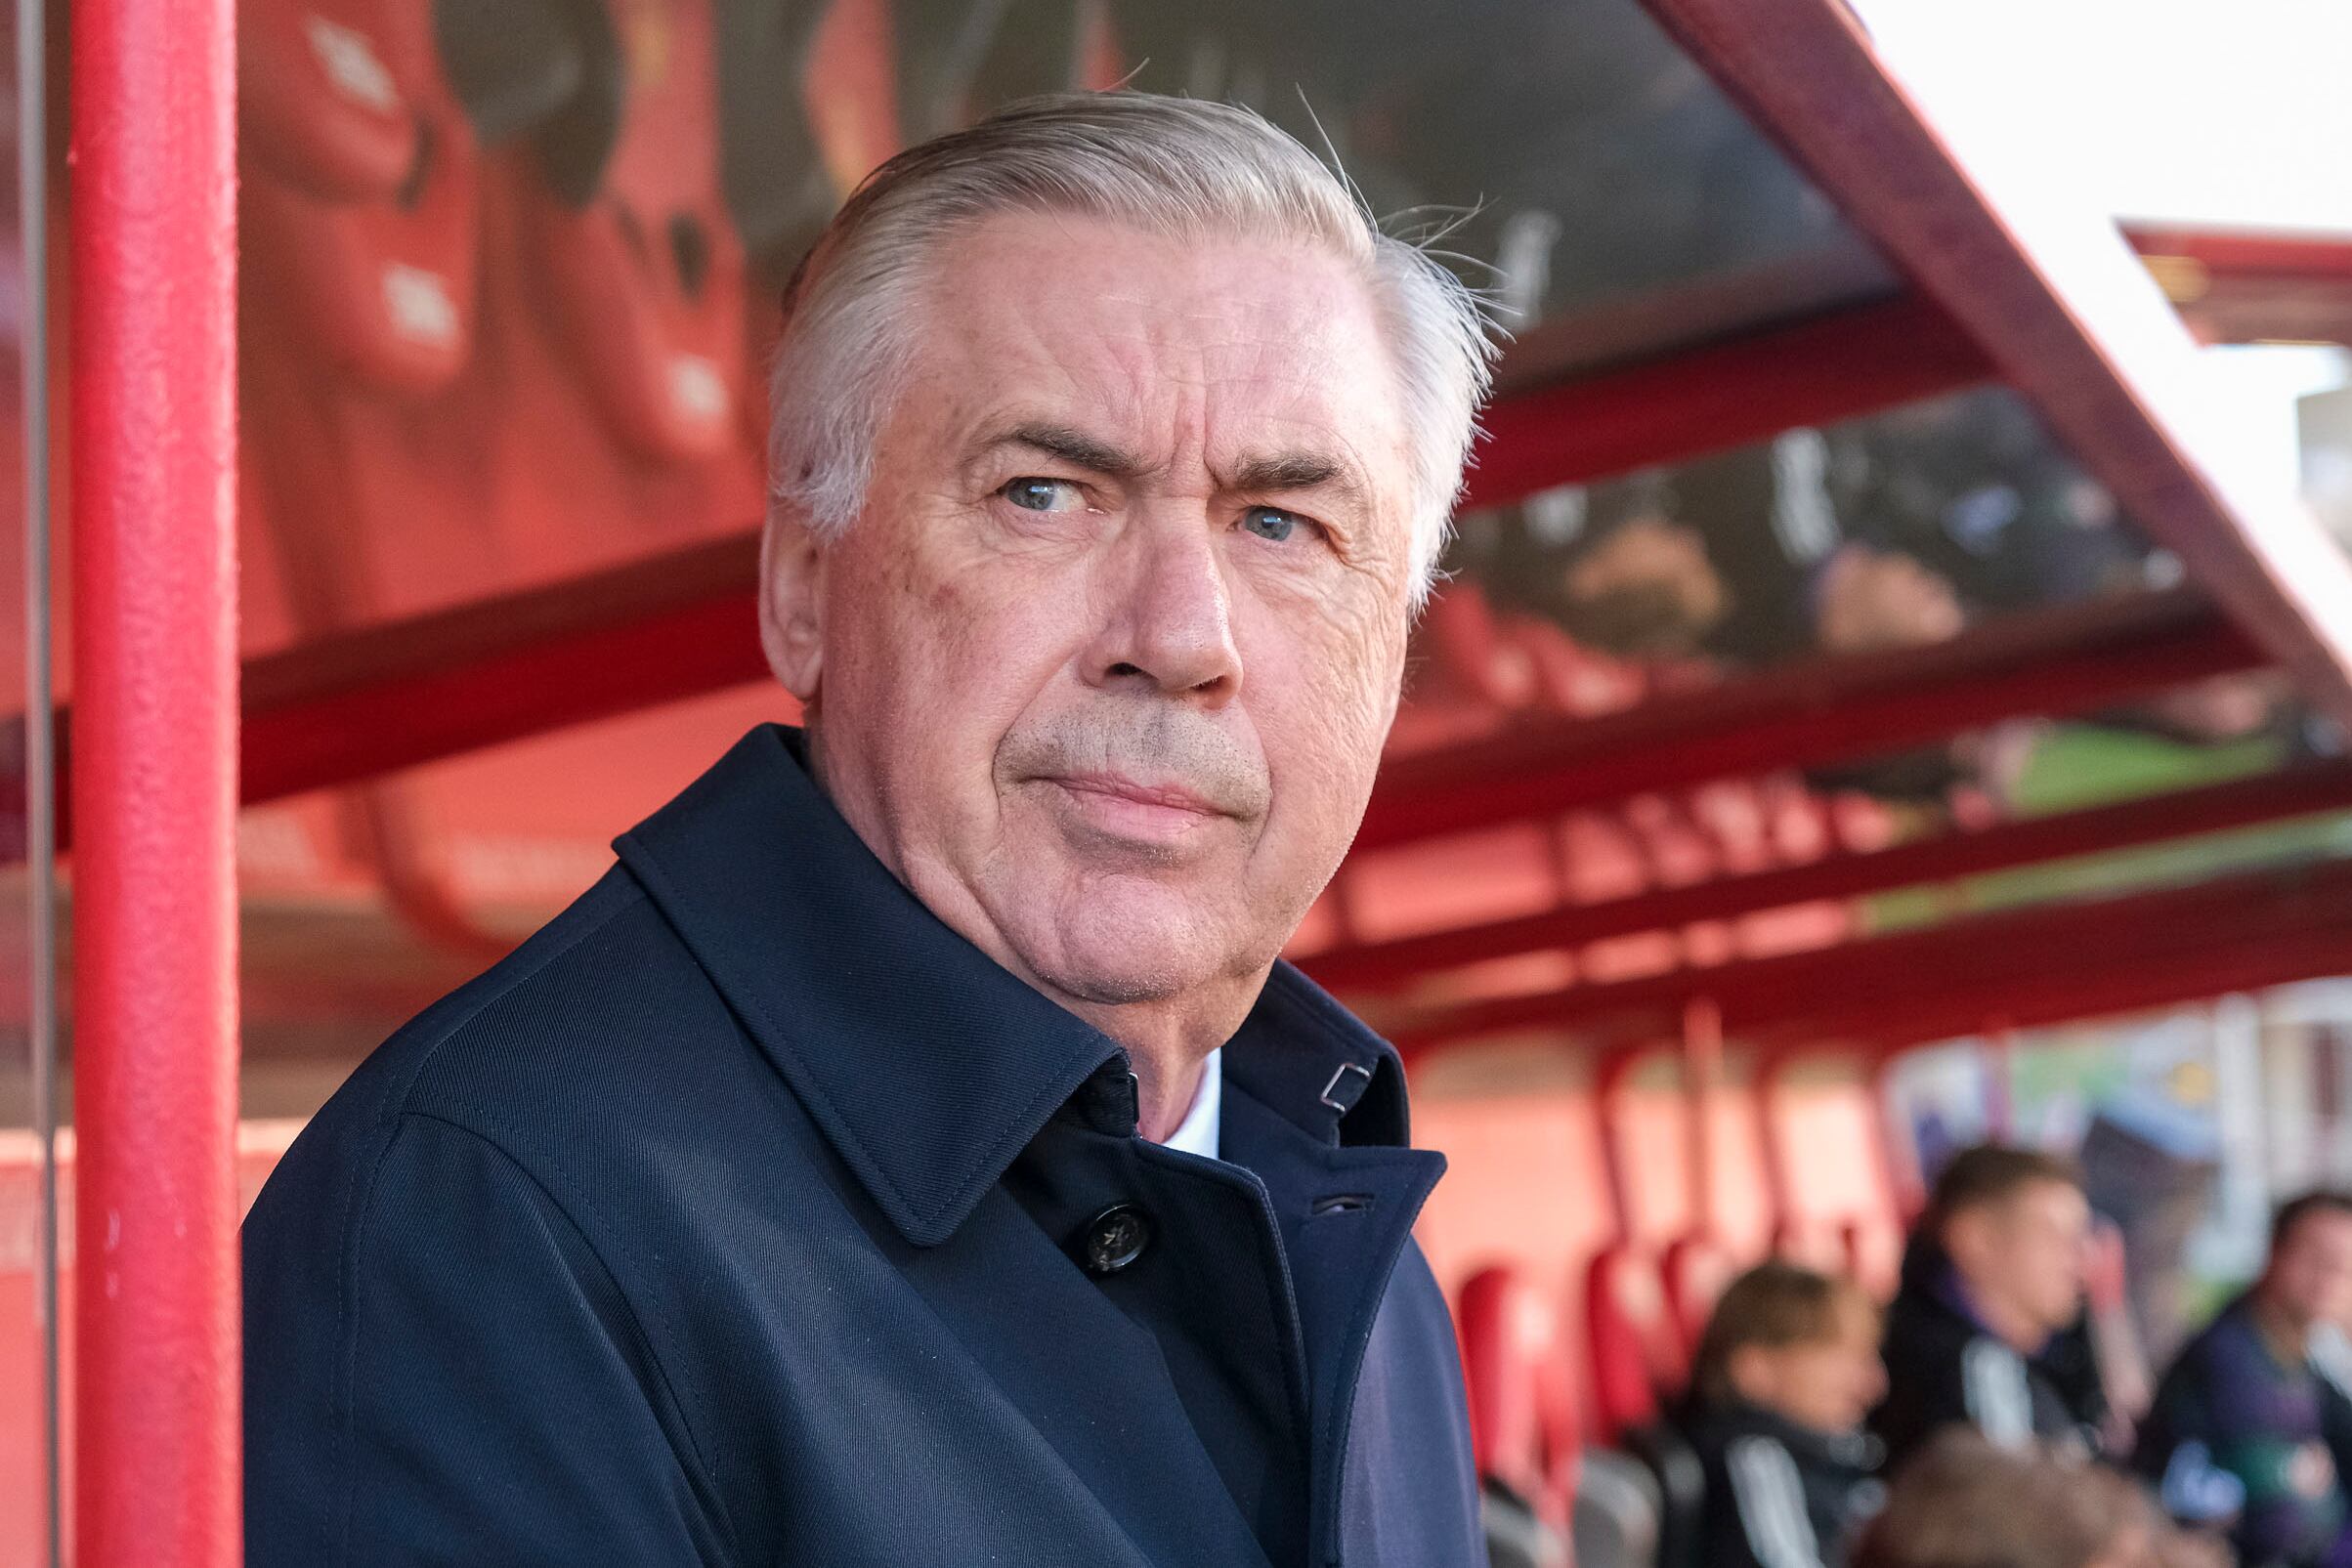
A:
[243,724,1481,1566]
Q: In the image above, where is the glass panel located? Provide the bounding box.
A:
[1100,0,1891,328]
[235,0,1887,654]
[1446,387,2171,679]
[0,0,58,1559]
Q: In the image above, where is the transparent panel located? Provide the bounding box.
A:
[234,0,1888,653]
[1445,387,2170,679]
[0,0,56,1559]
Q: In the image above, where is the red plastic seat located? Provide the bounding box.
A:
[1661,1232,1740,1359]
[1773,1217,1847,1274]
[1460,1267,1543,1492]
[1584,1244,1684,1443]
[240,0,483,395]
[243,0,421,199]
[515,0,750,463]
[1842,1215,1904,1300]
[1458,1265,1582,1519]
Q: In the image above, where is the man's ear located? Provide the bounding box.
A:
[758,512,829,702]
[1726,1343,1775,1406]
[1942,1207,1990,1273]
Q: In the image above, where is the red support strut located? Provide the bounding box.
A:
[70,0,241,1561]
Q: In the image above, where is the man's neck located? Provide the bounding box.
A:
[1058,990,1244,1141]
[2250,1288,2314,1367]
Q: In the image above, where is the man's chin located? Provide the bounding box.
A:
[1033,920,1206,1006]
[1020,899,1237,1011]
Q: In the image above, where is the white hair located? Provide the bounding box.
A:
[764,91,1497,613]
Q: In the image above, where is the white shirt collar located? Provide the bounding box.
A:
[1157,1048,1223,1161]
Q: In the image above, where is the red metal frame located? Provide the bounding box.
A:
[1639,0,2352,729]
[1460,289,1991,509]
[1393,856,2352,1059]
[1311,760,2352,992]
[1357,588,2258,848]
[69,0,241,1560]
[2122,225,2352,349]
[2122,226,2352,283]
[238,533,766,805]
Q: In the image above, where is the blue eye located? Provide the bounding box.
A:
[1003,477,1083,513]
[1241,506,1300,543]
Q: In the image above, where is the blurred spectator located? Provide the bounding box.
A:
[1558,511,1731,658]
[1831,393,2149,617]
[1681,1261,1890,1568]
[1812,543,1966,656]
[1455,389,2154,674]
[1876,1146,2111,1468]
[2135,1191,2352,1568]
[1462,472,1736,662]
[1853,1429,2224,1568]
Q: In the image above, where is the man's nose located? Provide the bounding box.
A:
[1085,515,1243,703]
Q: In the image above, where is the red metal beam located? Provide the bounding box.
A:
[1313,760,2352,993]
[70,0,241,1560]
[237,532,766,804]
[27,533,767,847]
[2121,225,2352,351]
[1460,289,1992,508]
[1639,0,2352,730]
[1826,919,2352,1061]
[2123,226,2352,283]
[1393,855,2352,1058]
[1357,588,2261,848]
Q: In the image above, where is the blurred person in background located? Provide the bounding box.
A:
[1875,1145,2111,1468]
[1853,1429,2223,1568]
[2135,1191,2352,1568]
[1681,1261,1891,1568]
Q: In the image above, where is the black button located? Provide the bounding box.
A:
[1083,1204,1152,1275]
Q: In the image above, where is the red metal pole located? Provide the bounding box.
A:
[70,0,240,1559]
[1681,998,1723,1238]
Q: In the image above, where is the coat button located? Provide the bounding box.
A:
[1083,1204,1152,1275]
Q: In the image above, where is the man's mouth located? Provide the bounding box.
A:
[1038,773,1232,844]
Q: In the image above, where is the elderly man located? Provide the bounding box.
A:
[243,93,1496,1566]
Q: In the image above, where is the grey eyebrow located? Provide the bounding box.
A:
[1225,450,1369,510]
[986,422,1146,482]
[975,420,1373,515]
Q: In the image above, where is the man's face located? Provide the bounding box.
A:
[1733,1298,1887,1436]
[2265,1209,2352,1332]
[1952,1179,2092,1336]
[768,214,1418,1021]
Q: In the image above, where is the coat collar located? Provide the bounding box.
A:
[613,724,1410,1247]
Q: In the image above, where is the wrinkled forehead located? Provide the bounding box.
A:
[907,213,1415,504]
